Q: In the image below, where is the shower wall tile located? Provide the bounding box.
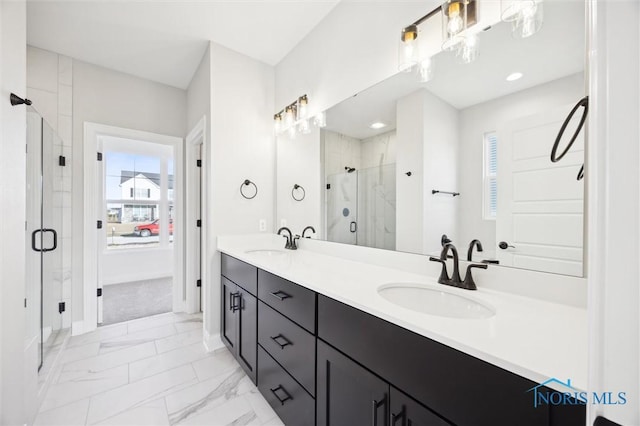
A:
[58,83,73,116]
[27,46,59,93]
[58,55,73,86]
[26,87,58,131]
[58,114,72,146]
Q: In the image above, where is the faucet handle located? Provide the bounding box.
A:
[292,235,300,250]
[429,257,450,285]
[461,263,488,290]
[280,234,291,249]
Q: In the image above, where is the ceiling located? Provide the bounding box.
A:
[326,1,585,140]
[26,0,340,89]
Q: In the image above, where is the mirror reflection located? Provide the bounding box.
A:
[278,1,586,277]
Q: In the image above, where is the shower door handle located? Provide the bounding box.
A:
[32,229,58,252]
[42,229,57,252]
[350,221,357,233]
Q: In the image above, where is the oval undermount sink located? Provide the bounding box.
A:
[244,249,288,256]
[378,283,495,319]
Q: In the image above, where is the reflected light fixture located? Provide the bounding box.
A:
[457,33,479,64]
[370,122,387,129]
[298,118,311,134]
[442,0,477,52]
[506,72,523,81]
[501,0,544,38]
[418,57,434,83]
[284,104,296,128]
[313,111,327,128]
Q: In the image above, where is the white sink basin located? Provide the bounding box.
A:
[378,283,495,319]
[244,249,288,256]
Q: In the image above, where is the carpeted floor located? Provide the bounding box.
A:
[102,277,173,325]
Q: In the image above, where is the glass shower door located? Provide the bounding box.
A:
[326,171,358,245]
[26,107,64,371]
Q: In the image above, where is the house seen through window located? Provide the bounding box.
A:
[105,151,174,249]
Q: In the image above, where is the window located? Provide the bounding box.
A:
[483,132,498,220]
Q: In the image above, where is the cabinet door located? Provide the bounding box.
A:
[221,277,238,351]
[237,287,257,383]
[390,387,451,426]
[317,339,389,426]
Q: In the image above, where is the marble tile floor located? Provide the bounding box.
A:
[34,312,283,426]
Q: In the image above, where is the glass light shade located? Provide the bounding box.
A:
[513,1,543,38]
[398,25,419,72]
[297,96,308,120]
[298,119,311,134]
[313,111,326,128]
[446,1,464,35]
[284,106,295,128]
[456,33,479,64]
[274,114,282,133]
[418,57,434,83]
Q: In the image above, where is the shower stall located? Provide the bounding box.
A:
[25,106,67,372]
[325,164,396,250]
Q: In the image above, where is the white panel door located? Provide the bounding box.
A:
[496,104,584,276]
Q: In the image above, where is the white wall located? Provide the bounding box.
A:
[457,73,584,253]
[276,127,322,237]
[187,48,211,132]
[587,1,640,424]
[72,60,187,325]
[0,1,27,423]
[205,42,274,343]
[275,1,434,117]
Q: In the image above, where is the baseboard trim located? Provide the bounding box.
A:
[203,330,224,352]
[71,320,86,336]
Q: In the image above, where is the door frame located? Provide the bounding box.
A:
[81,122,184,334]
[185,117,206,313]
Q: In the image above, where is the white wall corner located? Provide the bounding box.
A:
[203,329,224,353]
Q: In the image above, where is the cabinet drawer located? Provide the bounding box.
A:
[258,301,315,396]
[221,254,257,296]
[258,346,315,426]
[258,269,316,333]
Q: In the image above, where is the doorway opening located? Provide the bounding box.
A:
[82,123,184,332]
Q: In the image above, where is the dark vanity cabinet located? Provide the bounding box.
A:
[220,253,586,426]
[221,255,258,383]
[256,270,317,425]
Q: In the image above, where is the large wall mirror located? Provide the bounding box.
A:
[276,0,586,277]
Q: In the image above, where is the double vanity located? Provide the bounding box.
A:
[218,235,587,426]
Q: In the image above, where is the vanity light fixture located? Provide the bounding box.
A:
[297,95,308,120]
[273,95,327,138]
[399,24,419,71]
[456,33,479,64]
[501,0,544,39]
[273,112,283,133]
[441,0,477,52]
[370,122,387,129]
[506,72,523,81]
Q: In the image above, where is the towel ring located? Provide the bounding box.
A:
[292,184,305,201]
[551,96,589,163]
[240,179,258,199]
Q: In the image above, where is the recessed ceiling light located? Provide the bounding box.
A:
[506,72,523,82]
[370,122,387,129]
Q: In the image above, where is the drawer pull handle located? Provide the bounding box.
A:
[391,405,406,426]
[270,290,291,301]
[270,334,292,349]
[372,395,387,426]
[270,385,293,405]
[230,292,240,312]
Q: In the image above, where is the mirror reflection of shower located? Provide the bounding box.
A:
[326,163,396,250]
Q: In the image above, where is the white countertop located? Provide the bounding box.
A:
[218,235,587,393]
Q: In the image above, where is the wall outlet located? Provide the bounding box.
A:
[280,219,287,228]
[259,219,266,232]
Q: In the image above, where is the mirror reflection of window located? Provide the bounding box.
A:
[483,132,498,220]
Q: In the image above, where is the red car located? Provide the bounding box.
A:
[134,219,174,237]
